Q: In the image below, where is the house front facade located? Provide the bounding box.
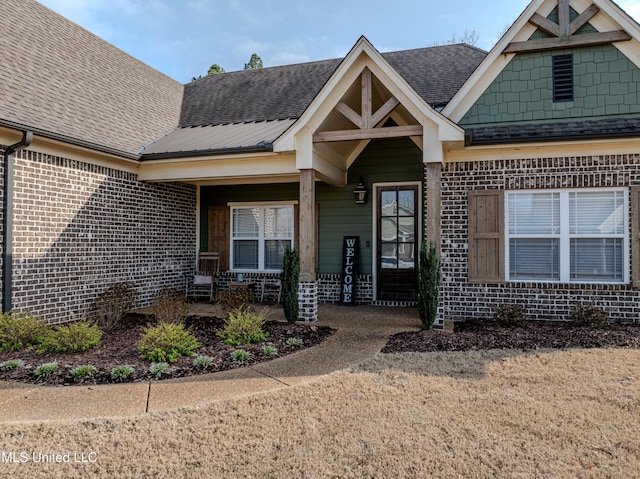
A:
[2,0,640,324]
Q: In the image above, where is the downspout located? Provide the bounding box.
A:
[3,131,33,312]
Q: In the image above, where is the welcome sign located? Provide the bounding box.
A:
[340,236,359,305]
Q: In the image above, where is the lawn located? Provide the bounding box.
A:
[1,347,639,478]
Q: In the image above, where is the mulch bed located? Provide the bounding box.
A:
[383,320,640,353]
[0,314,334,386]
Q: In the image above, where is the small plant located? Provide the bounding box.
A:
[493,304,527,328]
[34,361,58,379]
[149,288,190,325]
[570,303,609,329]
[286,337,303,347]
[192,355,213,370]
[138,322,201,363]
[70,365,97,383]
[230,349,251,362]
[216,306,269,345]
[281,245,300,324]
[0,359,26,371]
[95,281,137,331]
[110,365,135,382]
[417,241,441,330]
[37,320,102,354]
[149,362,172,378]
[0,311,50,351]
[260,345,278,356]
[216,288,250,310]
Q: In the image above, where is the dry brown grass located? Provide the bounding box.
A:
[1,348,639,478]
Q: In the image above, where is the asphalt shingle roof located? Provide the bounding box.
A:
[0,0,184,157]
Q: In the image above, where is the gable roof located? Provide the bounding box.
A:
[0,0,184,158]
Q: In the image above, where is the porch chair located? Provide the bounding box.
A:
[260,278,282,304]
[185,252,220,301]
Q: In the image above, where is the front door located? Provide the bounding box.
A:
[377,185,418,301]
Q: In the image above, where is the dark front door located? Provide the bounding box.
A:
[377,185,418,301]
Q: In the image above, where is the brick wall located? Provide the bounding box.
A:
[439,154,640,324]
[9,148,196,323]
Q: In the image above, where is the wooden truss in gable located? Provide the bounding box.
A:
[504,0,631,54]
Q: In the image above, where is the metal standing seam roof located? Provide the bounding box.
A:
[140,119,297,159]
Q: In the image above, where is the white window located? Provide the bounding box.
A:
[230,205,294,271]
[506,188,628,283]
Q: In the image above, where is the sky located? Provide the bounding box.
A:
[37,0,640,84]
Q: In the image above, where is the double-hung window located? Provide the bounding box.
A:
[506,188,628,283]
[231,205,294,271]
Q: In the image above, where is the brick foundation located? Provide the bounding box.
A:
[298,281,318,321]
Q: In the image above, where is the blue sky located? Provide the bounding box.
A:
[38,0,640,84]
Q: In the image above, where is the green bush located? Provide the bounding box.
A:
[0,359,26,371]
[417,241,441,330]
[493,304,527,328]
[70,365,97,383]
[260,345,278,356]
[34,361,58,379]
[0,311,50,351]
[95,281,137,331]
[230,349,251,362]
[281,246,300,324]
[37,320,102,354]
[150,288,190,325]
[286,337,303,347]
[149,362,172,378]
[110,365,135,382]
[570,303,609,329]
[138,322,201,363]
[216,306,269,345]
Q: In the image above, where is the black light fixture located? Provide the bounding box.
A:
[353,176,367,204]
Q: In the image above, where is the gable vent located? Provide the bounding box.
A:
[553,54,574,102]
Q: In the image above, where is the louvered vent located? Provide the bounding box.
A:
[553,54,574,102]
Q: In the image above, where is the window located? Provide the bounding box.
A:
[506,189,628,283]
[552,54,573,102]
[231,205,293,270]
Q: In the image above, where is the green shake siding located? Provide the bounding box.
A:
[460,43,640,127]
[199,138,423,275]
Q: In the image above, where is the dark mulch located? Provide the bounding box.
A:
[0,314,334,386]
[382,320,640,353]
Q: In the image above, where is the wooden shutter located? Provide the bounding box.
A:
[468,190,505,283]
[631,186,640,287]
[208,206,230,271]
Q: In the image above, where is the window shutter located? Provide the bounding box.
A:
[468,190,505,283]
[208,206,230,271]
[631,187,640,287]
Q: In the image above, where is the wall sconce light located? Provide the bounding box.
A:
[353,176,367,204]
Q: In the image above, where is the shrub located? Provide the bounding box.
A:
[281,246,300,324]
[0,311,50,351]
[37,320,102,354]
[230,349,251,362]
[417,241,441,330]
[286,337,303,347]
[150,288,190,325]
[138,322,201,363]
[34,361,58,379]
[70,365,97,383]
[110,365,135,382]
[260,345,278,356]
[494,304,527,328]
[149,362,172,378]
[192,355,213,370]
[570,303,609,329]
[216,288,250,310]
[95,281,137,331]
[216,306,269,345]
[0,359,26,371]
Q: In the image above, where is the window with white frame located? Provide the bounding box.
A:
[231,205,294,271]
[506,188,628,283]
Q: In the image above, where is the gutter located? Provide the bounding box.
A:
[3,130,33,312]
[140,144,273,161]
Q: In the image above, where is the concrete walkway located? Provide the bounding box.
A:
[0,305,420,423]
